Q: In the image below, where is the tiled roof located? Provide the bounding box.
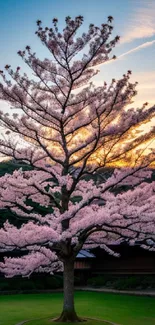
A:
[76,250,95,258]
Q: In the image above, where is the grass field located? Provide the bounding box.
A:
[0,291,155,325]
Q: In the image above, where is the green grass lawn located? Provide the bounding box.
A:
[0,291,155,325]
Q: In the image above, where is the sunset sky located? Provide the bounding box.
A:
[0,0,154,130]
[0,0,155,106]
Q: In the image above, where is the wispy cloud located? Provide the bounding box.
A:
[121,1,155,43]
[133,71,155,90]
[103,39,155,65]
[127,70,155,108]
[118,40,155,59]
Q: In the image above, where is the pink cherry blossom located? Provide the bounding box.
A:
[0,15,154,322]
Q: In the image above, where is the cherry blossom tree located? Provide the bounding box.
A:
[0,16,155,322]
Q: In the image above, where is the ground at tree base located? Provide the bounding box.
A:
[53,310,84,322]
[16,317,119,325]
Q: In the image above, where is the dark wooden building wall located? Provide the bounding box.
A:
[91,245,155,275]
[0,245,155,275]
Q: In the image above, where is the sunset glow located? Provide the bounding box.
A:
[0,0,154,166]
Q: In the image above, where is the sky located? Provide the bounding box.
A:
[0,0,154,121]
[0,0,154,248]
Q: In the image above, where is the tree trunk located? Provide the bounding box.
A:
[55,258,83,322]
